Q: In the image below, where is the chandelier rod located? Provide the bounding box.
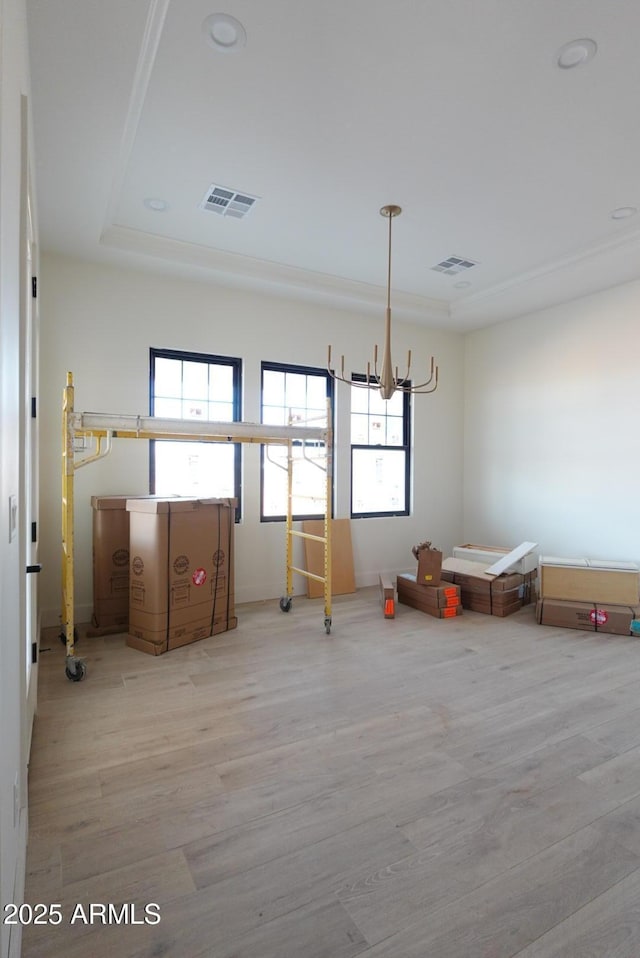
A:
[386,204,393,312]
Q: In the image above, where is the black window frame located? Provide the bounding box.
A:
[149,347,242,521]
[350,375,411,518]
[259,360,334,523]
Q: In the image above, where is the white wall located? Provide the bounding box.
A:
[464,279,640,562]
[0,1,33,956]
[39,252,464,627]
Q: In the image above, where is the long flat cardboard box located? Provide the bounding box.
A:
[465,594,522,616]
[442,558,524,592]
[440,557,524,616]
[397,574,461,608]
[536,598,640,636]
[379,574,395,618]
[397,574,462,618]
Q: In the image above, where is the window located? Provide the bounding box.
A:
[149,348,242,515]
[350,377,410,517]
[260,361,334,521]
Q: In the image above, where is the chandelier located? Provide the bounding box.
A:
[327,205,438,401]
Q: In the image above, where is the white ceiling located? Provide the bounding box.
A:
[26,0,640,331]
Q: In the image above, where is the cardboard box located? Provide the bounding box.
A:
[415,546,443,586]
[442,558,523,591]
[397,574,462,617]
[464,594,523,617]
[379,574,395,618]
[536,598,640,636]
[126,497,237,655]
[91,495,134,630]
[539,557,640,605]
[522,570,537,607]
[453,543,539,575]
[440,557,524,617]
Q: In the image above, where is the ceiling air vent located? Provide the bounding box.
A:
[431,255,478,276]
[200,184,259,219]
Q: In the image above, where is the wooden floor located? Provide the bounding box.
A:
[23,588,640,958]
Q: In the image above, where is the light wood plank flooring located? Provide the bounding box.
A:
[22,589,640,957]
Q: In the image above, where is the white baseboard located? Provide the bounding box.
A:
[41,603,93,630]
[41,578,407,629]
[6,809,27,958]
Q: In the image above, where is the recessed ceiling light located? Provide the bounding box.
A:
[556,38,597,69]
[144,197,168,212]
[610,206,637,220]
[202,13,246,53]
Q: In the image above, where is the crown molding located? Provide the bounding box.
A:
[451,222,640,326]
[100,223,452,325]
[101,0,171,236]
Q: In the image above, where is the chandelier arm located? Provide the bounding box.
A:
[390,377,438,394]
[402,349,412,383]
[352,377,381,389]
[373,347,381,380]
[409,363,439,390]
[327,368,353,385]
[327,368,387,389]
[410,381,439,394]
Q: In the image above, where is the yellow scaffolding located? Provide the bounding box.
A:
[60,373,333,681]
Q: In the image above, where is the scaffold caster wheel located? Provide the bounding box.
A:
[324,616,332,635]
[279,596,292,613]
[65,660,87,682]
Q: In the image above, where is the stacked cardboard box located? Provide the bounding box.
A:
[440,557,524,617]
[452,543,538,605]
[91,495,134,631]
[126,497,237,656]
[397,573,463,619]
[536,598,640,635]
[536,556,640,636]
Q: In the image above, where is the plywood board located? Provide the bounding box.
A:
[302,519,356,598]
[539,563,639,605]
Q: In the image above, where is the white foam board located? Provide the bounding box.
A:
[484,541,538,578]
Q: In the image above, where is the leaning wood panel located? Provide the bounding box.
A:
[302,519,355,598]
